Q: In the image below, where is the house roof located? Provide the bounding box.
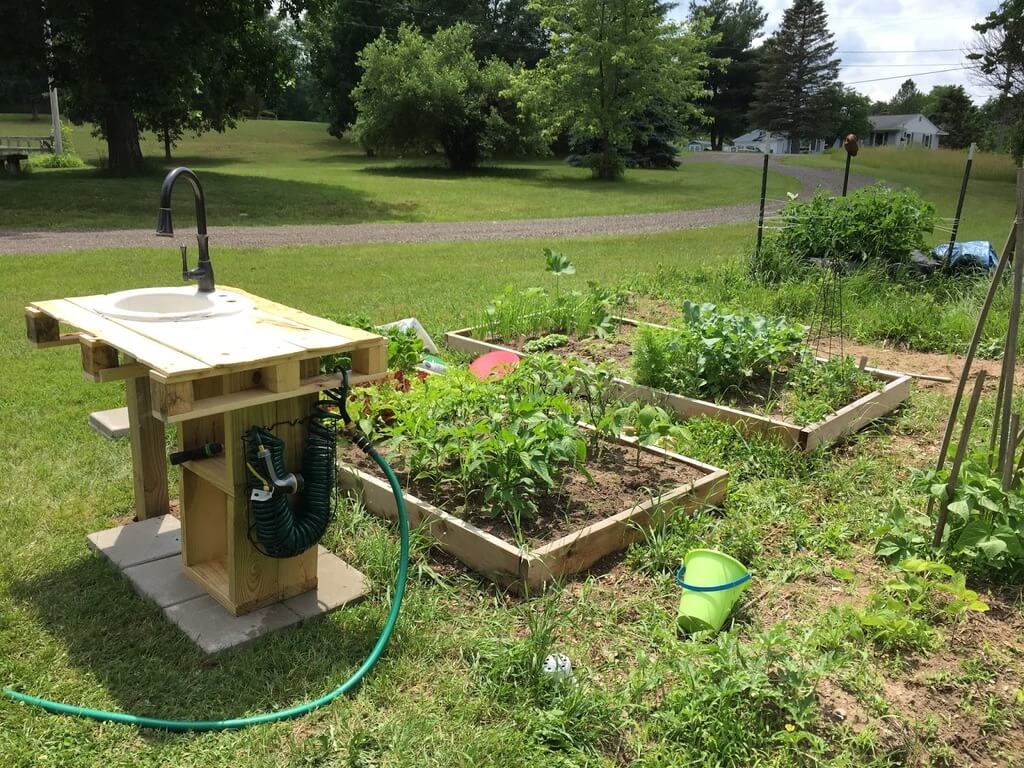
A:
[732,129,787,144]
[868,114,938,133]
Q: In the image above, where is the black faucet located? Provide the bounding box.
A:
[156,167,215,293]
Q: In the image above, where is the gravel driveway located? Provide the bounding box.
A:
[1,154,873,255]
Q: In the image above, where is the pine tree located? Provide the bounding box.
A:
[748,0,839,153]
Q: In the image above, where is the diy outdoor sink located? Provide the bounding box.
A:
[94,286,254,322]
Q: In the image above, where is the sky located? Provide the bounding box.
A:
[671,0,1000,104]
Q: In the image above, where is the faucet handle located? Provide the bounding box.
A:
[180,244,189,281]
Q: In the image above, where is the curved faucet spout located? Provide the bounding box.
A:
[156,166,215,293]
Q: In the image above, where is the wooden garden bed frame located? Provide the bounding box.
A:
[445,317,913,452]
[338,431,728,592]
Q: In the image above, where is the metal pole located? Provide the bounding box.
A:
[944,143,975,264]
[755,152,769,257]
[842,152,852,196]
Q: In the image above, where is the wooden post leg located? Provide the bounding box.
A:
[125,375,169,520]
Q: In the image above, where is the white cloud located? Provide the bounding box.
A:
[673,0,999,103]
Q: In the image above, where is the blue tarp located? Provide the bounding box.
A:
[931,241,999,270]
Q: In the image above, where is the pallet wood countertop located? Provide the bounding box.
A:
[26,286,388,616]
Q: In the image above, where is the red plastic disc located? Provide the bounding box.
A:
[469,350,521,380]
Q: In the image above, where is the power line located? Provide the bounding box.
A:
[844,66,970,85]
[838,48,964,53]
[839,63,964,68]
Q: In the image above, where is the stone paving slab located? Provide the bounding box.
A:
[87,516,369,653]
[123,554,205,608]
[86,514,182,568]
[88,407,130,439]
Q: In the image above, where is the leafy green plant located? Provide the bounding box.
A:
[633,302,805,400]
[650,625,827,766]
[385,327,426,374]
[478,250,615,342]
[523,333,569,353]
[357,356,589,534]
[570,362,623,451]
[914,453,1024,578]
[783,354,880,426]
[751,184,936,282]
[856,558,988,653]
[616,402,681,465]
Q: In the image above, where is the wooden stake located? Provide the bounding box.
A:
[934,369,987,548]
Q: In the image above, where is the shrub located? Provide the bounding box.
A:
[632,302,805,400]
[351,23,540,170]
[751,184,935,281]
[28,119,85,169]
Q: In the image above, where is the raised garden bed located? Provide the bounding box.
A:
[445,316,912,452]
[338,430,727,591]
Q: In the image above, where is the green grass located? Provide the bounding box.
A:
[0,114,799,231]
[783,147,1019,246]
[3,228,1024,766]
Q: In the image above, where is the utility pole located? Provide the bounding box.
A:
[48,85,63,155]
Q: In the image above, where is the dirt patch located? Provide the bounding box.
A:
[342,439,700,547]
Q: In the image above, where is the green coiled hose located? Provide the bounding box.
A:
[247,416,337,558]
[3,434,410,732]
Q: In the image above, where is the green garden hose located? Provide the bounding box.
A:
[3,434,410,732]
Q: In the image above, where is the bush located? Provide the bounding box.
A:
[751,184,935,281]
[632,302,805,400]
[27,119,85,169]
[351,23,541,170]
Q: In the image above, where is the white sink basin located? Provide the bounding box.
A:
[95,287,254,322]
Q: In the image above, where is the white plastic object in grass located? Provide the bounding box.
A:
[542,653,574,682]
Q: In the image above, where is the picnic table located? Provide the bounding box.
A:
[0,135,55,175]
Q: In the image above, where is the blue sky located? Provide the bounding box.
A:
[671,0,999,103]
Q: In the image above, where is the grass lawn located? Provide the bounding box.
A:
[0,114,799,231]
[2,228,1023,766]
[782,147,1019,246]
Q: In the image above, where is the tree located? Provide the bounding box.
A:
[748,0,839,153]
[42,1,299,175]
[826,86,871,143]
[516,0,710,180]
[306,0,544,138]
[921,85,981,149]
[0,3,48,119]
[885,79,926,114]
[351,23,539,170]
[969,0,1024,162]
[689,0,766,151]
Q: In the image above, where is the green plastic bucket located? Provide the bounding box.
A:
[675,549,751,633]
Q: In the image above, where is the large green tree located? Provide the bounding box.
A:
[689,0,766,151]
[826,86,872,143]
[748,0,839,153]
[884,78,926,114]
[921,85,981,149]
[970,0,1024,162]
[307,0,544,137]
[351,23,539,170]
[42,0,298,175]
[516,0,710,180]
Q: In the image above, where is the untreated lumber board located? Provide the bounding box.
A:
[125,375,169,521]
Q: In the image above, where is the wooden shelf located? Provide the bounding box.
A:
[184,557,230,610]
[181,455,233,495]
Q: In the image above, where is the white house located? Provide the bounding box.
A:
[731,129,827,154]
[866,114,942,149]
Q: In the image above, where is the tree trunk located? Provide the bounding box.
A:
[31,102,40,121]
[103,102,143,175]
[163,123,172,162]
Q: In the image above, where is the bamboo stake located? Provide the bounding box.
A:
[934,369,987,547]
[930,222,1016,500]
[943,143,975,265]
[1000,170,1024,489]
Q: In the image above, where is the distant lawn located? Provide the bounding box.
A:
[0,114,798,231]
[782,147,1018,246]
